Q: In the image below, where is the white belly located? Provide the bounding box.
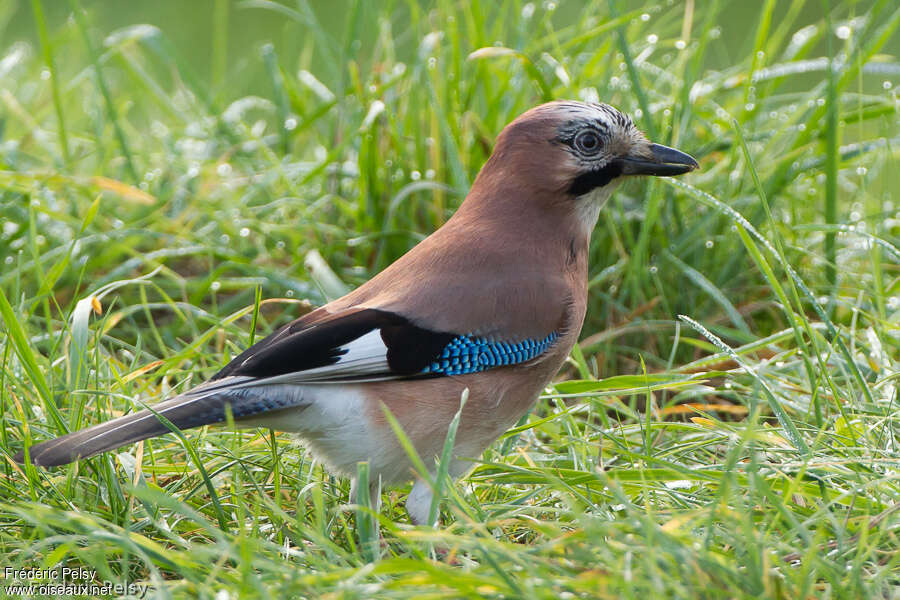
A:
[235,384,414,481]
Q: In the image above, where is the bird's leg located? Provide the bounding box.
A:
[349,477,381,513]
[406,477,438,526]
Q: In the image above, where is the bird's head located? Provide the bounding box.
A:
[469,100,698,232]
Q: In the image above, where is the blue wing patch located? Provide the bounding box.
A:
[421,331,559,376]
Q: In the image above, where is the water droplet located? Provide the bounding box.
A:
[411,170,421,181]
[220,234,230,244]
[150,120,169,138]
[816,98,826,106]
[856,166,867,176]
[675,40,686,50]
[239,227,250,237]
[276,240,285,249]
[744,102,755,111]
[286,290,294,297]
[609,285,617,294]
[640,13,650,21]
[427,57,437,69]
[705,240,714,249]
[4,256,12,265]
[211,281,221,291]
[647,34,658,44]
[40,68,50,80]
[835,25,851,39]
[884,80,892,90]
[756,51,765,59]
[425,169,436,179]
[649,265,658,274]
[284,117,297,131]
[217,163,232,177]
[522,2,535,18]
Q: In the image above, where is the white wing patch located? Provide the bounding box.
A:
[298,328,390,380]
[232,328,392,387]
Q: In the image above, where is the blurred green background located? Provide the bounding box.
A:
[9,1,881,94]
[0,1,898,597]
[6,1,895,94]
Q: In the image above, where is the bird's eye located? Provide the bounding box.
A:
[574,130,602,155]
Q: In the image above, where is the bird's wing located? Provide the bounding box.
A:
[16,306,559,467]
[212,306,560,383]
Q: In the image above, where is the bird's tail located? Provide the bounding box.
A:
[14,376,291,467]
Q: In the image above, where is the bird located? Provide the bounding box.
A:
[15,101,698,525]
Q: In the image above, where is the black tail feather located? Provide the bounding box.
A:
[14,391,237,467]
[12,376,313,467]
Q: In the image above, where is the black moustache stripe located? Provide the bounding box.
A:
[567,162,621,196]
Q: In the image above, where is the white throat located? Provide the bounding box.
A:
[574,180,620,236]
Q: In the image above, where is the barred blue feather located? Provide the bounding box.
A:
[420,331,559,376]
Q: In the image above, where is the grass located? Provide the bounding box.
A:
[0,0,898,597]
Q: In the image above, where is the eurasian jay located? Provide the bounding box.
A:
[15,101,698,525]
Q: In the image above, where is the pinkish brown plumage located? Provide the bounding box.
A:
[16,101,698,524]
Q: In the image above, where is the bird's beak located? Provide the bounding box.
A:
[617,143,699,177]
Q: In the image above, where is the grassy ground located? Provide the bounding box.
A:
[1,0,898,597]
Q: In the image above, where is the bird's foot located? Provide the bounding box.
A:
[406,478,439,527]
